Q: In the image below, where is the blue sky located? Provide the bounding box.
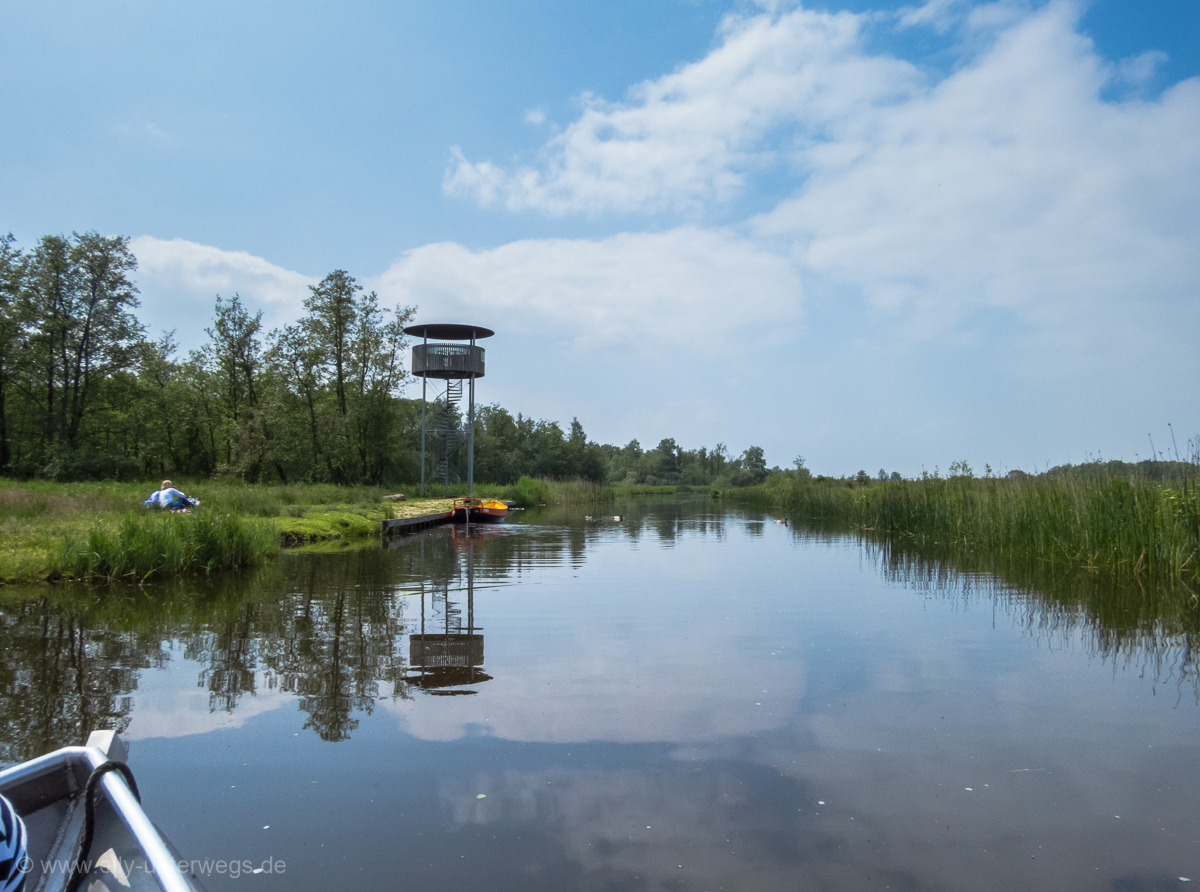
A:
[2,0,1197,475]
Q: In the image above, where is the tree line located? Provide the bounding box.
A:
[0,230,770,487]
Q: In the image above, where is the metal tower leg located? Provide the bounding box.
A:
[468,334,476,496]
[420,378,427,496]
[419,334,427,496]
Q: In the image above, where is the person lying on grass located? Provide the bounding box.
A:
[142,479,199,512]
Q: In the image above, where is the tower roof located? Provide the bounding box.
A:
[404,323,494,340]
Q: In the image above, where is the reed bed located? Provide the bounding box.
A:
[732,475,1200,586]
[52,510,279,582]
[509,476,613,507]
[611,484,689,497]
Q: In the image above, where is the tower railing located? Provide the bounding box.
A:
[413,344,485,379]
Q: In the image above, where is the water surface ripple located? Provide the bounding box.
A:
[1,499,1196,890]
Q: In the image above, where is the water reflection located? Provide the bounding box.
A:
[0,520,571,761]
[2,504,1197,765]
[862,537,1200,700]
[2,500,1199,891]
[407,528,491,694]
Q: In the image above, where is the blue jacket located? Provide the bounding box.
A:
[143,487,189,510]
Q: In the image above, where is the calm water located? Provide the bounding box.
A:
[2,499,1198,890]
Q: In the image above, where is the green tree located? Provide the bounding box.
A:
[194,293,285,479]
[0,234,22,471]
[266,272,414,483]
[740,445,768,485]
[268,323,327,478]
[306,270,358,421]
[18,233,143,475]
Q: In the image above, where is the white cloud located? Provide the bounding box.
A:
[1114,49,1168,87]
[130,236,317,350]
[896,0,964,31]
[443,1,1200,348]
[440,1,1200,470]
[754,2,1200,351]
[369,227,802,355]
[124,1,1200,470]
[366,228,803,451]
[445,6,921,215]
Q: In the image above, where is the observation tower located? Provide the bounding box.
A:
[404,323,494,496]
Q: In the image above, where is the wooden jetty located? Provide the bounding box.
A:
[381,511,455,539]
[381,500,517,541]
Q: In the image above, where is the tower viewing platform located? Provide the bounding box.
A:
[404,323,495,497]
[411,342,486,379]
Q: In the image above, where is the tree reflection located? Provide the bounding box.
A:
[6,500,1192,765]
[0,524,541,760]
[0,593,167,763]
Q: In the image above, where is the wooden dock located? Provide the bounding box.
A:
[381,511,454,538]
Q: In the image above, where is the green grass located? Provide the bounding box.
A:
[0,479,465,581]
[52,510,278,581]
[0,476,617,581]
[727,473,1200,587]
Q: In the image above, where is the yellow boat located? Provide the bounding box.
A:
[452,497,512,524]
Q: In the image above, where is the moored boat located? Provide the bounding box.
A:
[451,498,512,524]
[0,731,205,892]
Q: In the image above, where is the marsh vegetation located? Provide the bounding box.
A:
[730,462,1200,589]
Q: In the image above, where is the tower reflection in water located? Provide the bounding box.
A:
[406,525,493,695]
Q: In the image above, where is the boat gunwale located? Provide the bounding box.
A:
[0,746,201,892]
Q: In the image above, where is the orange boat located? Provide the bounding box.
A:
[452,497,512,524]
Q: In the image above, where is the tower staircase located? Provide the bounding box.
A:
[434,380,465,492]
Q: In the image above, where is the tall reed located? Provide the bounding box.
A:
[731,474,1200,586]
[53,510,278,581]
[508,476,613,507]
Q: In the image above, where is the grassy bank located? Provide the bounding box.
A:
[727,474,1200,587]
[0,476,616,582]
[53,510,279,582]
[0,479,453,581]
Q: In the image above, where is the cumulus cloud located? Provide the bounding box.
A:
[442,1,1200,444]
[445,6,920,214]
[369,227,801,354]
[754,2,1200,357]
[127,0,1200,469]
[443,1,1200,345]
[367,228,803,449]
[131,236,317,350]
